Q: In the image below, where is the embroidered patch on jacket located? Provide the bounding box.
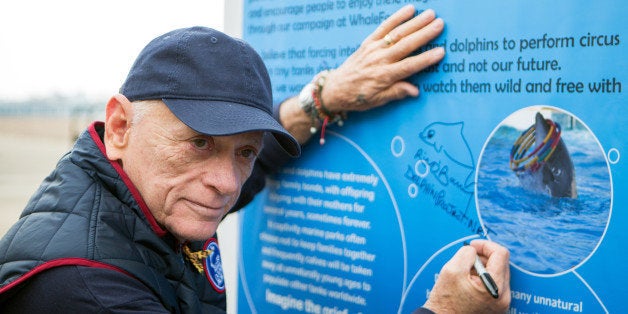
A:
[203,238,225,293]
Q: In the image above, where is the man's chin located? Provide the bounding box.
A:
[168,222,219,241]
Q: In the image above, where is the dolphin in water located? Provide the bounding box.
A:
[510,112,577,198]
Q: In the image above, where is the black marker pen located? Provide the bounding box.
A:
[474,255,499,299]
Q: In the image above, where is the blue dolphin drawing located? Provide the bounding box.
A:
[510,112,577,198]
[418,121,476,215]
[419,121,475,171]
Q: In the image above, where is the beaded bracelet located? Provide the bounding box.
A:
[298,70,347,145]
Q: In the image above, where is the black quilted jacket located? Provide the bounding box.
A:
[0,121,283,312]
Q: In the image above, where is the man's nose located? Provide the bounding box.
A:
[201,155,241,196]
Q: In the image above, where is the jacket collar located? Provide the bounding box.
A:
[82,122,167,237]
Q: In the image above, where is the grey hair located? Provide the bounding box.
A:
[130,100,158,126]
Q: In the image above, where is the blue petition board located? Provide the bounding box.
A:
[238,1,626,313]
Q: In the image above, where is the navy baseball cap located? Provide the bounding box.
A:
[119,26,300,157]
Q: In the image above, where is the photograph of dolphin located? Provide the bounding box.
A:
[475,106,611,275]
[510,112,577,198]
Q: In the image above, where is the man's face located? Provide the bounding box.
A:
[120,102,263,241]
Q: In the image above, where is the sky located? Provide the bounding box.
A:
[0,0,225,101]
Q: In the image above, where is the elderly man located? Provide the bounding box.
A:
[0,6,510,313]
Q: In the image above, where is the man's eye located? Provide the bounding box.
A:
[192,138,209,149]
[238,148,258,159]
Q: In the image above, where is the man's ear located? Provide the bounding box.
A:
[104,94,133,161]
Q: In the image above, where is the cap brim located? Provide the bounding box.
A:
[163,98,301,157]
